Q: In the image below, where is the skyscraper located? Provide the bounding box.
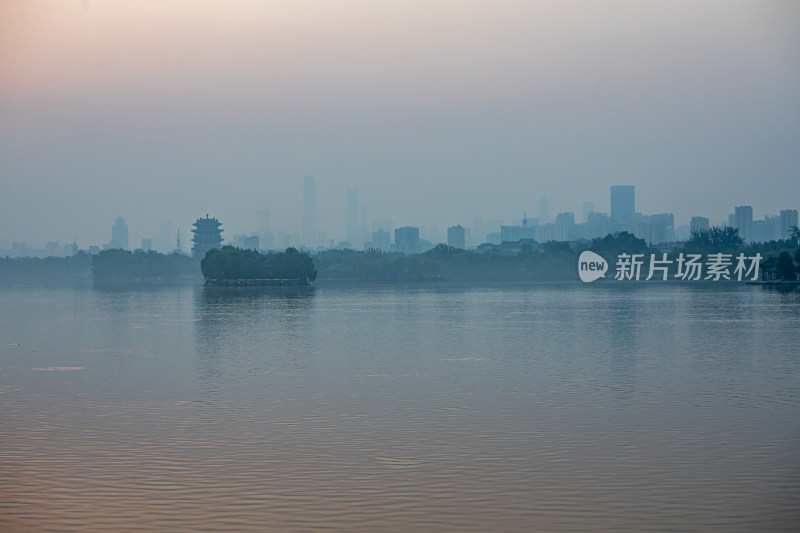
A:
[302,175,316,246]
[447,225,466,249]
[360,205,368,243]
[690,216,710,233]
[346,189,360,245]
[582,201,595,223]
[780,209,798,240]
[610,186,635,221]
[648,213,675,244]
[153,220,171,253]
[733,205,753,243]
[538,196,549,225]
[257,208,274,250]
[394,226,420,254]
[257,208,270,234]
[109,216,128,250]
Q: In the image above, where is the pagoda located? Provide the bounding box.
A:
[191,214,223,258]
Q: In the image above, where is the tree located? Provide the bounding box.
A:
[201,246,316,283]
[93,249,193,280]
[684,226,743,253]
[776,251,796,281]
[788,225,800,244]
[271,247,317,283]
[591,232,648,257]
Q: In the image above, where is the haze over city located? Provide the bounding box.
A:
[3,3,800,532]
[1,0,798,247]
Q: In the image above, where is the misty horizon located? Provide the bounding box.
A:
[1,181,798,255]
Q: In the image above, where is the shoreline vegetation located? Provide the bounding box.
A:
[1,229,798,285]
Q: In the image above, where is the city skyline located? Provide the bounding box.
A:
[2,183,797,257]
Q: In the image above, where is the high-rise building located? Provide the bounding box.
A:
[583,212,609,240]
[501,214,536,242]
[690,216,710,233]
[109,216,128,250]
[447,225,466,249]
[472,217,485,245]
[369,229,391,251]
[582,201,595,223]
[191,214,223,258]
[346,189,360,246]
[538,196,550,225]
[236,235,259,251]
[648,213,675,244]
[753,216,779,243]
[257,208,274,250]
[733,205,753,243]
[360,205,368,243]
[257,208,270,233]
[153,220,172,253]
[554,212,576,241]
[394,226,420,254]
[780,209,798,240]
[610,186,635,221]
[303,175,316,246]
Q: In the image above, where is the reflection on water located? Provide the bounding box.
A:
[195,287,316,383]
[0,283,798,532]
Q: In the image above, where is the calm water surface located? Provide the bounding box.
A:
[0,282,798,531]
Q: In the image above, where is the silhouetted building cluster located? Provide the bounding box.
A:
[5,182,798,259]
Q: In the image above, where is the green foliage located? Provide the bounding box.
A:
[0,251,92,280]
[684,226,743,253]
[201,246,317,283]
[92,249,197,280]
[274,247,317,283]
[541,240,572,255]
[788,225,800,243]
[776,251,796,281]
[314,243,580,281]
[590,232,649,257]
[313,248,439,281]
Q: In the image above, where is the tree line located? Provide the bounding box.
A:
[200,246,317,284]
[313,228,800,282]
[92,249,200,280]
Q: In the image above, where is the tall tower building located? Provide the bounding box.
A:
[538,196,550,225]
[302,175,316,246]
[690,216,710,233]
[360,205,368,243]
[610,186,635,221]
[346,189,360,245]
[191,214,223,258]
[257,208,274,250]
[394,226,420,254]
[780,209,798,240]
[447,225,466,249]
[109,216,128,250]
[154,220,171,253]
[733,205,753,243]
[582,201,595,223]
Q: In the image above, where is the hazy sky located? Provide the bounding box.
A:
[1,0,798,247]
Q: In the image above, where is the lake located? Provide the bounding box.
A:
[1,282,798,531]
